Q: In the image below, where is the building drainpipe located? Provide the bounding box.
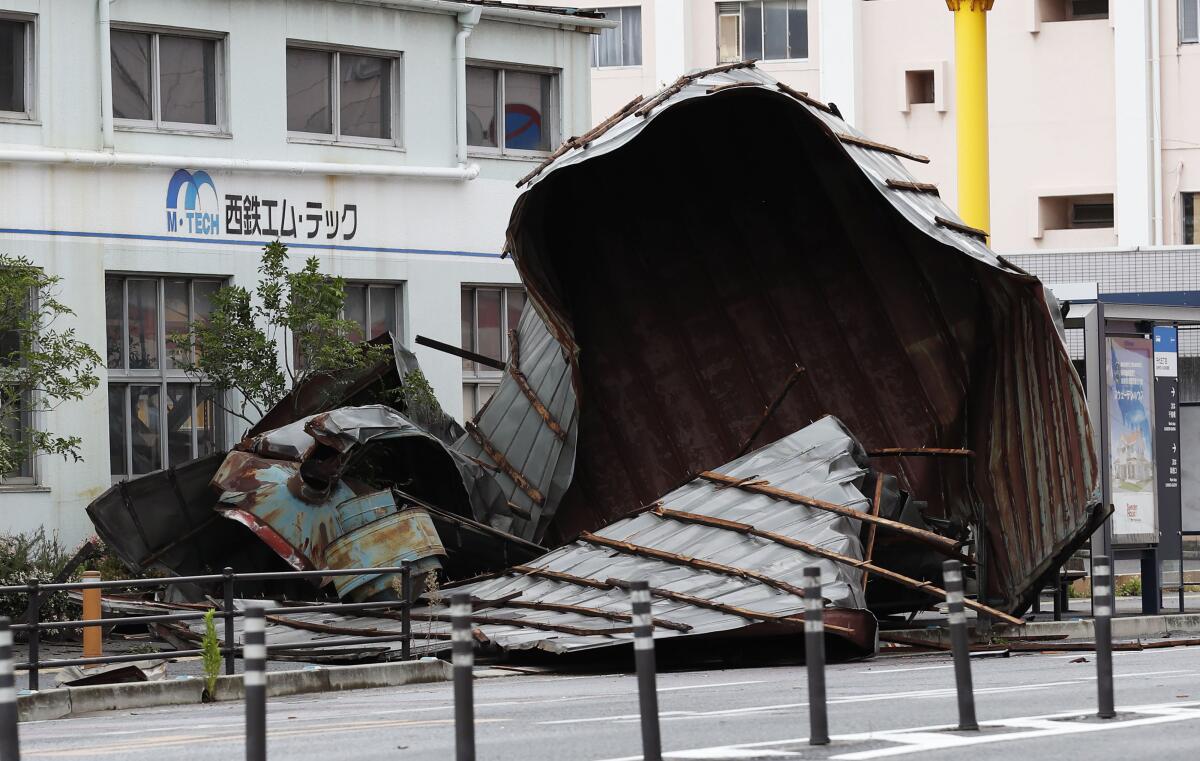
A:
[946,0,993,239]
[455,7,482,167]
[99,0,114,151]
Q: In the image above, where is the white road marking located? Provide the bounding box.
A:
[860,664,954,674]
[659,680,765,692]
[548,670,1196,726]
[592,700,1200,761]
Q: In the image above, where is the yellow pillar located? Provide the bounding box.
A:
[82,570,102,659]
[947,0,993,237]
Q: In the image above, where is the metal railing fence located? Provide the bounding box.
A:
[0,562,416,690]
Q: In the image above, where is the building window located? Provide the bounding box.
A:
[1184,193,1200,243]
[105,276,224,479]
[0,14,34,119]
[0,292,34,483]
[1038,0,1108,22]
[592,7,643,67]
[466,65,558,155]
[461,286,525,418]
[342,283,404,343]
[111,27,225,130]
[905,70,935,107]
[286,45,398,144]
[292,282,404,371]
[1039,194,1114,232]
[717,1,808,63]
[1184,1,1200,44]
[1069,200,1114,228]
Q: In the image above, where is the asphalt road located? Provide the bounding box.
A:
[14,644,1200,760]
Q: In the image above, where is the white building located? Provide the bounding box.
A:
[0,0,606,543]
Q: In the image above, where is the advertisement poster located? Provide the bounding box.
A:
[1180,405,1200,532]
[1107,336,1158,544]
[1153,327,1181,556]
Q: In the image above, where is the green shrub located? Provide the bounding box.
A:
[201,608,221,699]
[1116,576,1143,597]
[0,529,80,632]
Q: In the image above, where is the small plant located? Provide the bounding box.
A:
[423,571,443,645]
[201,608,221,700]
[1067,583,1085,599]
[1116,576,1143,597]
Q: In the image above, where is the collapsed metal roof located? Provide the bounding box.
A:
[440,415,882,655]
[501,62,1102,613]
[117,418,888,659]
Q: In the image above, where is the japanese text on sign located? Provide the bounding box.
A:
[223,196,358,240]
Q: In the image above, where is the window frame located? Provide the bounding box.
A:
[105,275,227,482]
[0,11,36,123]
[716,1,809,64]
[110,23,228,135]
[0,282,37,485]
[465,61,560,159]
[1183,192,1199,244]
[1068,200,1115,229]
[591,6,643,69]
[290,280,406,373]
[1183,0,1200,44]
[285,41,403,149]
[461,284,525,419]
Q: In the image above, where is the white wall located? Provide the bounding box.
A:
[0,0,596,543]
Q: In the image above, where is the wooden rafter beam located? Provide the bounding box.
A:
[698,470,963,556]
[650,507,1019,626]
[465,421,545,505]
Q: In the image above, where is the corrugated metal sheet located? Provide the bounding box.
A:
[505,62,1100,612]
[117,417,880,658]
[440,415,878,654]
[452,300,578,542]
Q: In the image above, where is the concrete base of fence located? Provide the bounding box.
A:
[890,613,1200,649]
[18,657,453,722]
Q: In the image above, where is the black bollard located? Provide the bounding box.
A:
[244,606,267,761]
[0,617,19,760]
[451,593,476,761]
[1093,556,1115,719]
[223,567,236,675]
[803,566,829,745]
[943,559,978,730]
[630,580,662,761]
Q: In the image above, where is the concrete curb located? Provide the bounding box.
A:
[18,657,453,722]
[891,613,1200,648]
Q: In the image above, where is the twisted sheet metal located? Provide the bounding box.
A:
[452,301,578,542]
[504,63,1100,611]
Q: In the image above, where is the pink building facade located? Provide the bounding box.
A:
[584,0,1200,254]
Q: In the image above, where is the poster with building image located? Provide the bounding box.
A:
[1107,336,1158,544]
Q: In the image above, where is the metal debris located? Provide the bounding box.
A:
[502,63,1100,612]
[87,62,1099,658]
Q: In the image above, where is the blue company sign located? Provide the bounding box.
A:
[165,169,221,236]
[163,169,361,241]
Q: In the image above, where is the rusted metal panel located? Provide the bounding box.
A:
[85,452,288,578]
[324,505,445,601]
[504,64,1099,613]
